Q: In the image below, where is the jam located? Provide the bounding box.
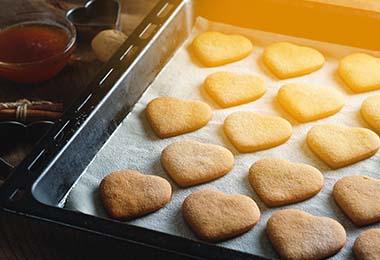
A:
[0,23,75,84]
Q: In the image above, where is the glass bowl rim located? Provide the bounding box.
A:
[0,11,77,68]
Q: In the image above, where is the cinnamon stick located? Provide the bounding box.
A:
[0,109,62,122]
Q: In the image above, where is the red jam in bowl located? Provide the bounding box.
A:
[0,15,76,84]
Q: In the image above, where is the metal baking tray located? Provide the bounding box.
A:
[1,0,380,259]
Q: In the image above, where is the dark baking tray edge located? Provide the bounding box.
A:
[0,0,269,259]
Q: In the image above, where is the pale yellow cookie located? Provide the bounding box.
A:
[182,189,260,242]
[161,140,234,187]
[263,42,325,79]
[249,158,323,207]
[333,175,380,226]
[307,124,380,169]
[354,229,380,260]
[266,209,346,260]
[339,53,380,93]
[192,32,253,67]
[224,111,292,153]
[146,97,212,138]
[277,83,344,122]
[204,71,267,108]
[361,95,380,133]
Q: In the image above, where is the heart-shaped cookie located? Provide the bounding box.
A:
[99,170,172,220]
[263,42,325,79]
[182,189,260,242]
[339,53,380,93]
[277,83,344,122]
[354,229,380,260]
[223,111,292,153]
[361,95,380,133]
[249,158,323,207]
[307,124,380,168]
[192,32,253,67]
[146,97,212,138]
[266,209,346,260]
[204,71,267,108]
[161,140,234,187]
[333,175,380,226]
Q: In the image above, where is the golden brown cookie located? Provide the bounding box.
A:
[266,209,346,260]
[182,189,260,242]
[192,32,253,67]
[223,111,292,153]
[99,170,172,220]
[333,175,380,226]
[161,140,234,187]
[204,71,267,108]
[354,229,380,260]
[249,158,323,207]
[307,124,380,169]
[361,95,380,133]
[263,42,325,79]
[339,53,380,93]
[146,97,212,138]
[277,83,344,122]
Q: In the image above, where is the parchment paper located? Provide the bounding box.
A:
[65,17,380,259]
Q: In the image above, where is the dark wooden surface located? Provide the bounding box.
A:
[0,1,159,259]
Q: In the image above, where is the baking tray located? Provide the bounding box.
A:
[0,0,380,259]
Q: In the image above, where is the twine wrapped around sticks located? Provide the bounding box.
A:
[0,99,64,122]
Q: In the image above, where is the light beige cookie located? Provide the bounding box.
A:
[91,29,128,62]
[354,229,380,260]
[266,209,346,260]
[333,175,380,226]
[361,95,380,133]
[161,140,234,187]
[204,71,267,108]
[339,53,380,93]
[307,124,380,169]
[182,189,260,242]
[277,83,344,122]
[223,111,292,153]
[192,32,253,67]
[146,97,212,138]
[249,158,323,207]
[99,170,172,220]
[263,42,325,79]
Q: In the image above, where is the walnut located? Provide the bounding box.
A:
[91,29,127,62]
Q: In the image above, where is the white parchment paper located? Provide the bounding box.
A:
[65,17,380,259]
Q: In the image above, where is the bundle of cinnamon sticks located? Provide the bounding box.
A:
[0,99,64,122]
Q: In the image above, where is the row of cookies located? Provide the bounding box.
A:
[203,70,380,130]
[205,71,343,121]
[101,137,380,224]
[164,140,380,228]
[146,96,380,169]
[192,31,380,93]
[100,159,379,259]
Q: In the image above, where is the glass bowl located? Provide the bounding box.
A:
[0,12,76,84]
